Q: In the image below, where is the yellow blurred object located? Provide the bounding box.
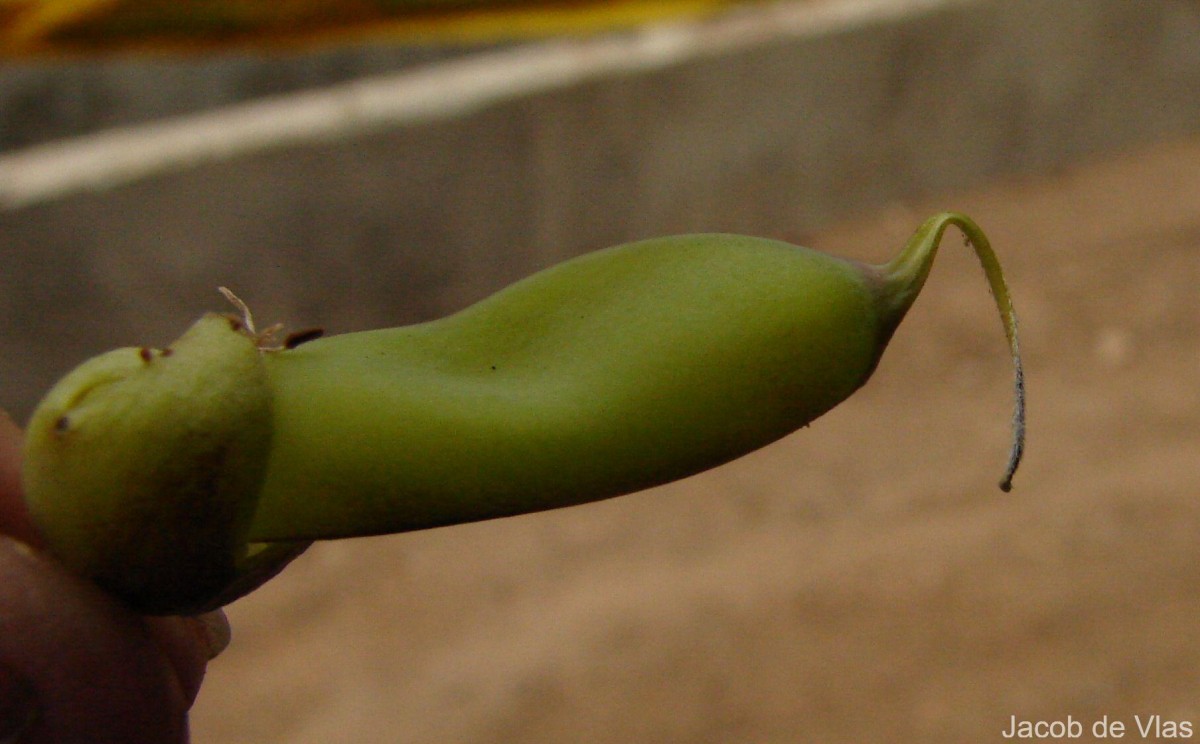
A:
[0,0,754,54]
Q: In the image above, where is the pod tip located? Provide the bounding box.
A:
[882,212,1026,492]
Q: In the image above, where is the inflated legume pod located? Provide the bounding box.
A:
[21,212,1024,614]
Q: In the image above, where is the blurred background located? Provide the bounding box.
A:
[2,0,1199,741]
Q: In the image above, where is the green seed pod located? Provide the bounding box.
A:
[21,212,1023,614]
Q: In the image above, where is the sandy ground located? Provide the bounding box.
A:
[190,133,1200,743]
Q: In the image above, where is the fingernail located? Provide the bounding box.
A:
[0,661,38,743]
[191,610,232,660]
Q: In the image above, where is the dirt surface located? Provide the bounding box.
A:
[190,134,1200,743]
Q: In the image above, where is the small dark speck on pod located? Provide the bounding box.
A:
[54,416,70,434]
[139,347,173,362]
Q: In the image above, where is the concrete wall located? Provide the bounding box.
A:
[2,0,1199,418]
[0,44,480,151]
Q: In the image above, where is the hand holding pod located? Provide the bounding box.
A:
[21,212,1024,614]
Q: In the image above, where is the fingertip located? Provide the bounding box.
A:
[0,536,191,743]
[194,610,233,661]
[146,610,231,706]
